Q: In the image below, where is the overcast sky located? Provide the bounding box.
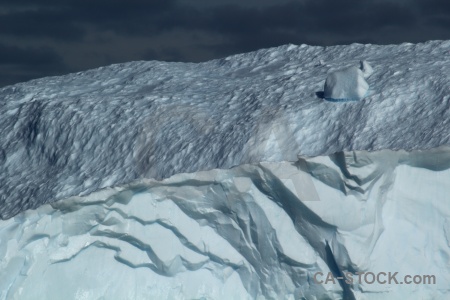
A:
[1,0,449,87]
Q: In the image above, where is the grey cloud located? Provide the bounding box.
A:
[0,43,68,86]
[0,9,84,40]
[0,44,64,66]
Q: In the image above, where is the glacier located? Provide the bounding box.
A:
[0,40,449,299]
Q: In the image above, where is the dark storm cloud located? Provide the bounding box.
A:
[417,0,450,28]
[0,0,449,87]
[201,0,421,52]
[0,43,62,66]
[418,0,450,14]
[0,9,84,40]
[72,0,177,33]
[0,0,447,42]
[0,0,176,39]
[0,43,68,87]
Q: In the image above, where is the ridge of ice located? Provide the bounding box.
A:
[0,40,449,219]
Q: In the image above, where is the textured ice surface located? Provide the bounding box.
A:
[0,40,449,219]
[323,62,370,101]
[1,147,450,300]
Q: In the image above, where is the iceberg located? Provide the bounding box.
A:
[0,40,449,299]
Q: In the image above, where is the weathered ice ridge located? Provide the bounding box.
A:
[0,40,449,218]
[1,147,449,299]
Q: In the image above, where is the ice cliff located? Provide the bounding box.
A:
[0,40,449,299]
[1,148,450,299]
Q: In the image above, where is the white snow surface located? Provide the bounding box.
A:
[0,40,449,219]
[323,62,370,101]
[1,147,450,299]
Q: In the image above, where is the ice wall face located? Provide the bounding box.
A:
[1,147,449,300]
[0,40,449,219]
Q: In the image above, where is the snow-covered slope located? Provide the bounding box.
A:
[1,40,449,219]
[1,147,450,300]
